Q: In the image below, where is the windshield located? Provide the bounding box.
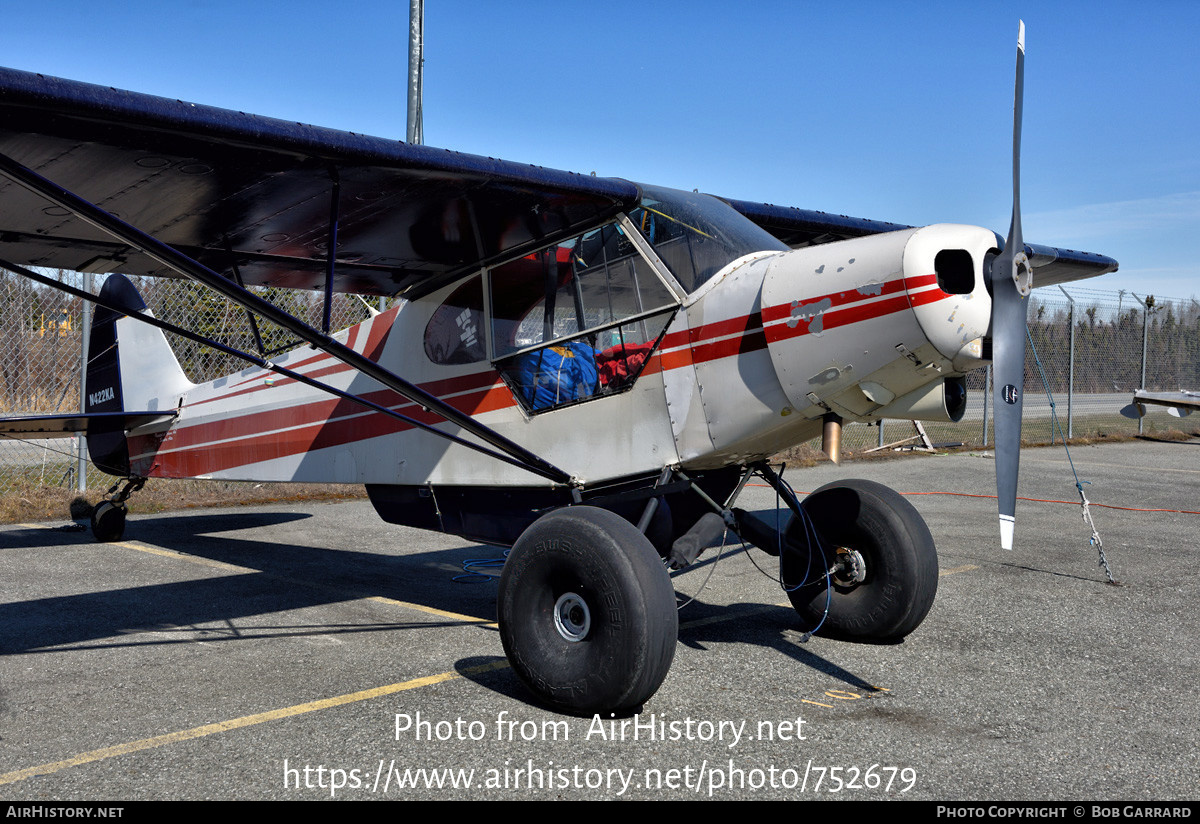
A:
[630,185,787,292]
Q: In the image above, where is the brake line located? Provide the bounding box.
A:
[754,464,831,641]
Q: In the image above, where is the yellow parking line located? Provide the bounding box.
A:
[367,595,495,627]
[116,536,492,626]
[116,539,254,572]
[0,660,510,786]
[2,530,826,788]
[940,564,979,576]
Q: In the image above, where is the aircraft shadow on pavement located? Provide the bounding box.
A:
[0,510,503,655]
[1136,435,1200,445]
[450,539,889,711]
[3,507,884,708]
[451,598,888,714]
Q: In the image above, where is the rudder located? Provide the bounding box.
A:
[84,275,193,475]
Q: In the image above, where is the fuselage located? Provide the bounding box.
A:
[123,186,995,490]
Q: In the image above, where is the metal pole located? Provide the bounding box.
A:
[76,271,93,492]
[322,173,340,333]
[407,0,424,145]
[1142,301,1150,437]
[1058,285,1075,439]
[1132,293,1149,436]
[982,364,991,447]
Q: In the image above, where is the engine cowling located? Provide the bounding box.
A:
[759,224,993,424]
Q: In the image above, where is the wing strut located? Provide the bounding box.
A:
[222,237,269,356]
[0,257,565,479]
[0,151,573,486]
[323,169,340,333]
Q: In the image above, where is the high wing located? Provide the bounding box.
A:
[724,198,1119,287]
[0,67,638,298]
[0,66,1115,301]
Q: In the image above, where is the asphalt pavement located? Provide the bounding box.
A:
[1,438,1197,800]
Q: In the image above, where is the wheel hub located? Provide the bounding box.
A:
[553,592,591,642]
[831,548,867,586]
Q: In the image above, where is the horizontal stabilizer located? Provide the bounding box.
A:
[0,411,176,439]
[1125,390,1200,419]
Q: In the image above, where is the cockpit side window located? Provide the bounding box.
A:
[630,185,788,292]
[489,224,675,358]
[488,220,678,413]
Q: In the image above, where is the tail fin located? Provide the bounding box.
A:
[85,275,194,475]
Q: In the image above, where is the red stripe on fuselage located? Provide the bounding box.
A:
[139,379,514,477]
[201,306,401,401]
[139,276,949,477]
[152,366,509,457]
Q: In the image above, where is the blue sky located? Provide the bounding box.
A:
[3,1,1197,300]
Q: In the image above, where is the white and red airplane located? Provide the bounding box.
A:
[0,25,1117,714]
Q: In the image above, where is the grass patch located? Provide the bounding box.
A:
[0,478,367,525]
[4,415,1198,525]
[770,418,1200,467]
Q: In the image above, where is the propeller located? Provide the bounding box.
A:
[990,21,1032,550]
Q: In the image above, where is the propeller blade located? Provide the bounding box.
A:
[991,20,1031,550]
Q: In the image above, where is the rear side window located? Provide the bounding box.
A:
[424,275,484,364]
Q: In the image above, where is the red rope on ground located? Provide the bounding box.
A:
[747,484,1200,515]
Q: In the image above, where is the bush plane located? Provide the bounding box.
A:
[0,25,1118,714]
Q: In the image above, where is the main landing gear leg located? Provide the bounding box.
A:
[497,506,677,715]
[90,477,145,542]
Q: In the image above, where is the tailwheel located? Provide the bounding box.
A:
[90,500,127,542]
[497,506,677,715]
[90,477,144,543]
[782,479,937,641]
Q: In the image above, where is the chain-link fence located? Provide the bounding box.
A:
[3,271,1196,492]
[1,269,374,491]
[848,287,1200,454]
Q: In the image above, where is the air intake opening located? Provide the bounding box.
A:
[935,249,974,294]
